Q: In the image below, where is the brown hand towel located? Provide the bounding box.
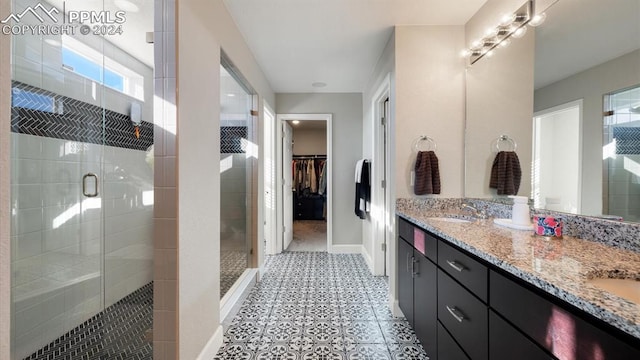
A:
[489,151,521,195]
[414,151,441,195]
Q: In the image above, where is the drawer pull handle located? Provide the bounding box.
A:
[446,305,466,323]
[446,260,466,272]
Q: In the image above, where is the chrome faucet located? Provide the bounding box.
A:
[461,203,488,219]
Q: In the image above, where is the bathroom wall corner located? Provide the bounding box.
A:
[0,1,11,359]
[0,0,11,357]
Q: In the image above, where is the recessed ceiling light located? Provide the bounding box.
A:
[312,82,327,88]
[114,0,140,13]
[227,93,236,97]
[292,120,300,125]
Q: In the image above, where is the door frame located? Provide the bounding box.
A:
[274,113,333,253]
[532,99,583,213]
[371,75,392,276]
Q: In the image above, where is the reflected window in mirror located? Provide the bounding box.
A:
[603,86,640,223]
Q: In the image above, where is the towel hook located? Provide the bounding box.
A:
[495,135,517,152]
[413,135,437,152]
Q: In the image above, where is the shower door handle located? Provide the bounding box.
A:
[82,173,99,197]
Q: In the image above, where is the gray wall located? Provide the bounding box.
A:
[293,128,327,155]
[534,49,640,216]
[277,93,363,246]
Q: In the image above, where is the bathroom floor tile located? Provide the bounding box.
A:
[218,252,428,360]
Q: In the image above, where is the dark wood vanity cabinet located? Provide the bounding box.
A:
[396,216,640,360]
[397,218,438,358]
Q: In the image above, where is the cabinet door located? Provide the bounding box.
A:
[398,238,414,326]
[413,251,437,358]
[438,322,470,360]
[438,270,488,360]
[489,310,554,360]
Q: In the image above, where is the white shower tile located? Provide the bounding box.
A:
[14,55,43,88]
[165,0,176,32]
[42,65,65,91]
[14,134,42,159]
[163,32,176,67]
[14,158,43,185]
[14,208,43,235]
[154,32,165,79]
[154,0,164,32]
[164,156,176,187]
[40,137,66,161]
[14,231,43,260]
[13,184,42,209]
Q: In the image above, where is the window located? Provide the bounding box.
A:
[61,35,144,101]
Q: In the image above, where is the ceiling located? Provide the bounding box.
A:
[223,0,487,93]
[534,0,640,89]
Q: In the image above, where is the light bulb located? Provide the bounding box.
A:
[500,13,515,26]
[529,12,547,27]
[471,40,481,48]
[460,49,470,58]
[499,38,511,48]
[486,50,494,58]
[512,26,527,38]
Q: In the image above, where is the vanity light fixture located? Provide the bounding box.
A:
[464,0,533,65]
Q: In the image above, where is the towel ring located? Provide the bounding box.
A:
[413,136,437,152]
[495,135,517,152]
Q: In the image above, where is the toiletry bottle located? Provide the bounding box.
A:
[509,195,530,225]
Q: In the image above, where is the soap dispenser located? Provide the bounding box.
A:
[509,195,530,226]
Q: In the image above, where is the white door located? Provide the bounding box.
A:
[264,106,276,254]
[283,122,294,250]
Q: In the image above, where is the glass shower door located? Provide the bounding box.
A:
[9,0,154,358]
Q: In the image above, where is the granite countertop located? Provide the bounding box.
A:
[396,207,640,341]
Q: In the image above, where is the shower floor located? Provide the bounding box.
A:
[221,250,249,298]
[24,283,153,360]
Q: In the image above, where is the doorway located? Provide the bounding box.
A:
[533,100,583,213]
[274,114,332,254]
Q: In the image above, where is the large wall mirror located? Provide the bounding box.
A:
[465,0,640,223]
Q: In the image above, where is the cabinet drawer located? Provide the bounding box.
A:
[398,217,414,244]
[489,310,554,360]
[437,322,469,360]
[490,270,640,360]
[438,270,488,360]
[438,241,488,302]
[413,226,437,262]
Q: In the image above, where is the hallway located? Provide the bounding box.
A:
[215,252,428,359]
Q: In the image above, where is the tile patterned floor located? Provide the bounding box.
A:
[215,252,428,360]
[24,283,153,360]
[221,250,249,297]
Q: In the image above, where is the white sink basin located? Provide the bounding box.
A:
[587,278,640,304]
[427,217,472,223]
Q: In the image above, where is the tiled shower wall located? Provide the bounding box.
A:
[10,135,154,359]
[153,0,178,358]
[9,0,155,357]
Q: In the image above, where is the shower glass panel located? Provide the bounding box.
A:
[220,63,253,298]
[603,85,640,222]
[9,0,154,358]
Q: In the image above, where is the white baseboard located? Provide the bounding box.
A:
[220,268,257,321]
[389,295,404,318]
[196,324,223,360]
[362,246,374,272]
[329,244,363,254]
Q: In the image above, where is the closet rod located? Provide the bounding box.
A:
[292,155,327,159]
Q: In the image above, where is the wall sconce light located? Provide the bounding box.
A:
[463,0,534,65]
